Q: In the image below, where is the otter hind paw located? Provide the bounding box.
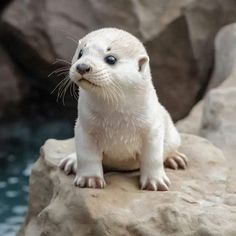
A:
[59,153,77,175]
[164,151,188,170]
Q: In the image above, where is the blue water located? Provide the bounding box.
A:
[0,119,73,236]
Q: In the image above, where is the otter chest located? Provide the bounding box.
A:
[89,112,146,160]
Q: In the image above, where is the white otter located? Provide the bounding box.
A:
[59,28,188,191]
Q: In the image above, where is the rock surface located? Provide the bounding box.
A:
[177,23,236,151]
[2,0,236,120]
[17,134,236,236]
[0,0,193,120]
[201,86,236,150]
[208,23,236,89]
[0,46,24,117]
[0,0,11,12]
[176,24,236,220]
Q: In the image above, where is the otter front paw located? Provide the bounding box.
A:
[74,175,106,189]
[59,153,77,175]
[164,151,188,170]
[140,170,170,191]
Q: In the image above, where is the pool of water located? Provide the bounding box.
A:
[0,119,73,236]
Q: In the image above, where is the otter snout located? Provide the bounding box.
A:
[76,63,91,75]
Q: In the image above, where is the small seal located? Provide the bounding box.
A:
[59,28,188,191]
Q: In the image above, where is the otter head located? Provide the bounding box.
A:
[70,28,151,100]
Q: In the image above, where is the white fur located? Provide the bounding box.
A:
[60,28,181,190]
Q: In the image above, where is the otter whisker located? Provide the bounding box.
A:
[69,81,74,97]
[66,36,78,45]
[48,67,70,77]
[54,66,70,72]
[73,83,79,100]
[57,77,71,104]
[51,77,68,94]
[61,79,72,105]
[92,69,106,76]
[110,79,124,99]
[57,79,70,100]
[55,76,70,98]
[54,58,71,65]
[109,83,120,107]
[55,71,70,77]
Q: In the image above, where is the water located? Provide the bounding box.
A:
[0,118,74,236]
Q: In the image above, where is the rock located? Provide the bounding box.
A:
[17,134,236,236]
[1,0,191,67]
[184,0,236,80]
[177,70,236,159]
[177,23,236,138]
[2,1,236,120]
[0,0,192,120]
[0,0,12,12]
[201,87,236,150]
[4,0,236,120]
[146,15,199,120]
[0,46,24,117]
[208,23,236,89]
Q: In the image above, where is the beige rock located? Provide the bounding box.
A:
[17,134,236,236]
[208,23,236,89]
[177,23,236,136]
[201,87,236,150]
[177,71,236,164]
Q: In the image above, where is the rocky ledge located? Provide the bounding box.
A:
[17,134,236,236]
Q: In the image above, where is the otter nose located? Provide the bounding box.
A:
[76,63,91,75]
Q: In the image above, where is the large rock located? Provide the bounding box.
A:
[177,23,236,138]
[0,0,12,12]
[208,23,236,89]
[4,0,236,120]
[0,0,192,67]
[17,134,236,236]
[0,45,24,117]
[177,70,236,158]
[184,0,236,80]
[201,87,236,147]
[0,0,193,120]
[146,16,199,120]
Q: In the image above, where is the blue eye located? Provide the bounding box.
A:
[105,55,117,65]
[78,49,83,59]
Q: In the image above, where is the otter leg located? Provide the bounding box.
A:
[140,126,170,191]
[162,110,188,170]
[73,123,106,189]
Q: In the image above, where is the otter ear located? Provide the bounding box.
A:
[138,56,149,72]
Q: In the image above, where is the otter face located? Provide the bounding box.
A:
[69,28,150,100]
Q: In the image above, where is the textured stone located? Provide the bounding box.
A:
[201,87,236,150]
[208,23,236,89]
[17,134,236,236]
[0,46,24,117]
[0,0,12,12]
[177,23,236,136]
[146,16,199,120]
[185,0,236,80]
